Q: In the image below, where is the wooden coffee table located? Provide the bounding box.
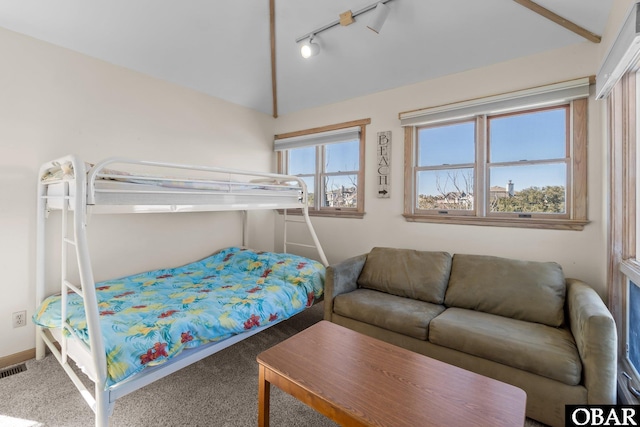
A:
[257,320,526,427]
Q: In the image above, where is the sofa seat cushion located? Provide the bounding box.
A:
[357,247,452,304]
[444,254,566,327]
[333,289,445,340]
[429,308,582,385]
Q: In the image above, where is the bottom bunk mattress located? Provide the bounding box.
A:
[33,247,325,386]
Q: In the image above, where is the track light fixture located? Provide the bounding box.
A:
[296,0,393,59]
[366,2,391,34]
[300,36,320,59]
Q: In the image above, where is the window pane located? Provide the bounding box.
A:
[323,174,357,208]
[416,168,474,210]
[289,146,315,175]
[418,121,475,166]
[629,281,640,375]
[299,176,314,207]
[325,140,359,173]
[489,163,566,213]
[490,108,566,163]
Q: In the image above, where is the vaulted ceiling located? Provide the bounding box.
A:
[0,0,613,117]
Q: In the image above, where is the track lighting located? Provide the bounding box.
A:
[296,0,393,58]
[301,36,320,59]
[366,2,391,34]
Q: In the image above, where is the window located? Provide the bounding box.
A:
[401,78,589,230]
[487,106,569,217]
[609,71,640,404]
[628,280,640,376]
[274,118,369,218]
[598,1,640,405]
[416,120,475,213]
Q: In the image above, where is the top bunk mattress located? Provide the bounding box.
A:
[40,157,306,212]
[45,179,304,211]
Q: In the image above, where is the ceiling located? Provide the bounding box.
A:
[0,0,613,117]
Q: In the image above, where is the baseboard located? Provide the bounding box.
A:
[0,348,36,369]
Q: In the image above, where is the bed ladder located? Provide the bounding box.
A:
[58,181,84,364]
[36,157,113,427]
[40,180,97,409]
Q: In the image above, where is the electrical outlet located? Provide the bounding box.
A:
[12,311,27,328]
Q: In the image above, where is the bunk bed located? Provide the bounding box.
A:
[34,155,328,427]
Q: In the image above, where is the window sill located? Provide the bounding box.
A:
[277,209,365,219]
[403,214,588,230]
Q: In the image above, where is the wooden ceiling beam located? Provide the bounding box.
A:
[512,0,601,44]
[270,0,278,118]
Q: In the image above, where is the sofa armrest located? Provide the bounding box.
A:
[566,278,617,404]
[324,254,367,321]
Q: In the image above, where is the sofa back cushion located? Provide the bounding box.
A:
[357,247,452,304]
[444,254,566,327]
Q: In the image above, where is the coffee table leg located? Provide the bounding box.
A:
[258,364,271,427]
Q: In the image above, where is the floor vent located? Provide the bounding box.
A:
[0,363,27,379]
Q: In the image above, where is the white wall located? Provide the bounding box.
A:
[275,41,609,297]
[0,28,275,358]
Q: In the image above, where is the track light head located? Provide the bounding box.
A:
[301,36,320,59]
[367,2,390,34]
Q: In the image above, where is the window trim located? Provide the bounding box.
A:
[402,86,589,231]
[275,118,370,218]
[609,71,640,404]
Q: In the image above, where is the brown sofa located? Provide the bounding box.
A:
[323,247,617,427]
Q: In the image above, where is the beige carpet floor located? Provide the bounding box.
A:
[0,303,548,426]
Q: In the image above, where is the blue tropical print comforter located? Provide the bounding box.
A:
[33,247,325,387]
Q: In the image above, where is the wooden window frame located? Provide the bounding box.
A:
[608,71,640,404]
[403,99,589,230]
[275,118,370,219]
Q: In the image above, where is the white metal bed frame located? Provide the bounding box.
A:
[35,154,328,427]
